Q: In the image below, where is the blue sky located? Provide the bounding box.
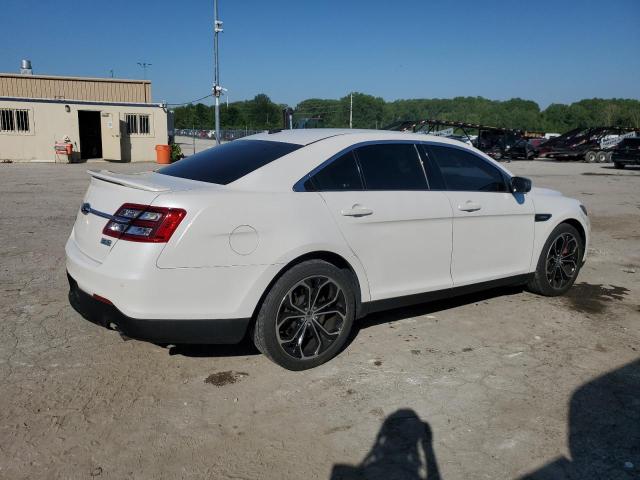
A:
[2,0,638,108]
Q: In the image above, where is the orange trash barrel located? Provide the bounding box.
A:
[155,144,171,164]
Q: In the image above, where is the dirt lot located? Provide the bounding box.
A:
[0,159,638,479]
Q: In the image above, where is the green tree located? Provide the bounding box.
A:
[173,94,640,134]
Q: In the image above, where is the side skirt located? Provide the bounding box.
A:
[359,273,533,317]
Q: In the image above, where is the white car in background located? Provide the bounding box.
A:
[66,129,590,370]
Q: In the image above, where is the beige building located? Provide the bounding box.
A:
[0,64,168,162]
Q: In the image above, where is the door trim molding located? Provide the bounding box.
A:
[359,273,532,317]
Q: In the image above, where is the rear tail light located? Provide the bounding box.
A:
[102,203,186,243]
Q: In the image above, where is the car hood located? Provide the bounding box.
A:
[531,187,562,197]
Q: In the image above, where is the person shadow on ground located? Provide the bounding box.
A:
[330,409,442,480]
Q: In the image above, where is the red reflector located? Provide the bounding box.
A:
[93,294,113,305]
[102,203,186,243]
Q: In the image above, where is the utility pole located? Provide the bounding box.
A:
[213,0,224,145]
[349,93,353,129]
[137,62,151,79]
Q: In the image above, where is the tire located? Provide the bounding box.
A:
[614,162,625,170]
[253,260,356,370]
[584,151,598,163]
[527,223,584,296]
[596,151,609,163]
[605,151,613,163]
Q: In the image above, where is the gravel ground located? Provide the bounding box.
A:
[0,159,638,480]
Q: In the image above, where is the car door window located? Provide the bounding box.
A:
[427,145,507,192]
[305,151,363,191]
[354,143,427,190]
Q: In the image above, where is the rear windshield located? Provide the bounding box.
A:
[157,140,302,185]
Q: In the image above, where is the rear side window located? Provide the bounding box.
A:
[158,140,302,185]
[427,145,507,192]
[305,151,363,191]
[355,143,427,190]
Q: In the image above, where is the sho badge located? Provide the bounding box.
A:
[100,238,112,246]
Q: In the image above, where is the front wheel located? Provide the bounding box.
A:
[527,223,584,296]
[253,260,356,370]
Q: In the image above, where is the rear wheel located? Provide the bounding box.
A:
[526,148,536,160]
[584,151,598,163]
[596,151,609,163]
[527,223,584,296]
[253,260,356,370]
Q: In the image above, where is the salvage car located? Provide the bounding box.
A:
[611,137,640,169]
[66,129,590,370]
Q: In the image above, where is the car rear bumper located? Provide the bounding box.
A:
[68,273,251,344]
[65,233,278,320]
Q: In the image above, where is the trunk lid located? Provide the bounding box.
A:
[72,170,200,263]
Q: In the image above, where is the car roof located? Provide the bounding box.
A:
[230,129,514,191]
[243,128,462,146]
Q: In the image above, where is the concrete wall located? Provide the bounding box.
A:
[0,99,167,162]
[0,74,151,103]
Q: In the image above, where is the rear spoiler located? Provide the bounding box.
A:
[87,170,170,192]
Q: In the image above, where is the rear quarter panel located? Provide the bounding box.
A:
[155,189,371,301]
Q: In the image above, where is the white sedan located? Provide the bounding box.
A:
[66,129,590,370]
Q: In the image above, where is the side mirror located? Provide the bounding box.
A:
[510,176,532,193]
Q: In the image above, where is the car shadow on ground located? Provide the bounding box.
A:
[329,359,640,480]
[168,286,526,359]
[168,285,526,359]
[601,166,640,171]
[164,337,260,358]
[349,284,525,342]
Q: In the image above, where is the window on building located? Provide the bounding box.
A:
[139,115,150,134]
[125,113,151,135]
[15,110,29,132]
[0,109,30,133]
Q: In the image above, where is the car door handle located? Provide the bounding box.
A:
[341,205,373,217]
[458,201,482,212]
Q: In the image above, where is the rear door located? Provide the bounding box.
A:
[424,144,534,286]
[315,143,453,301]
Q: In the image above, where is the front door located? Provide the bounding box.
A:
[314,143,453,301]
[78,111,102,160]
[424,144,535,286]
[100,112,122,161]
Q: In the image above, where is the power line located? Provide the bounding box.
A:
[137,62,152,80]
[166,94,214,106]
